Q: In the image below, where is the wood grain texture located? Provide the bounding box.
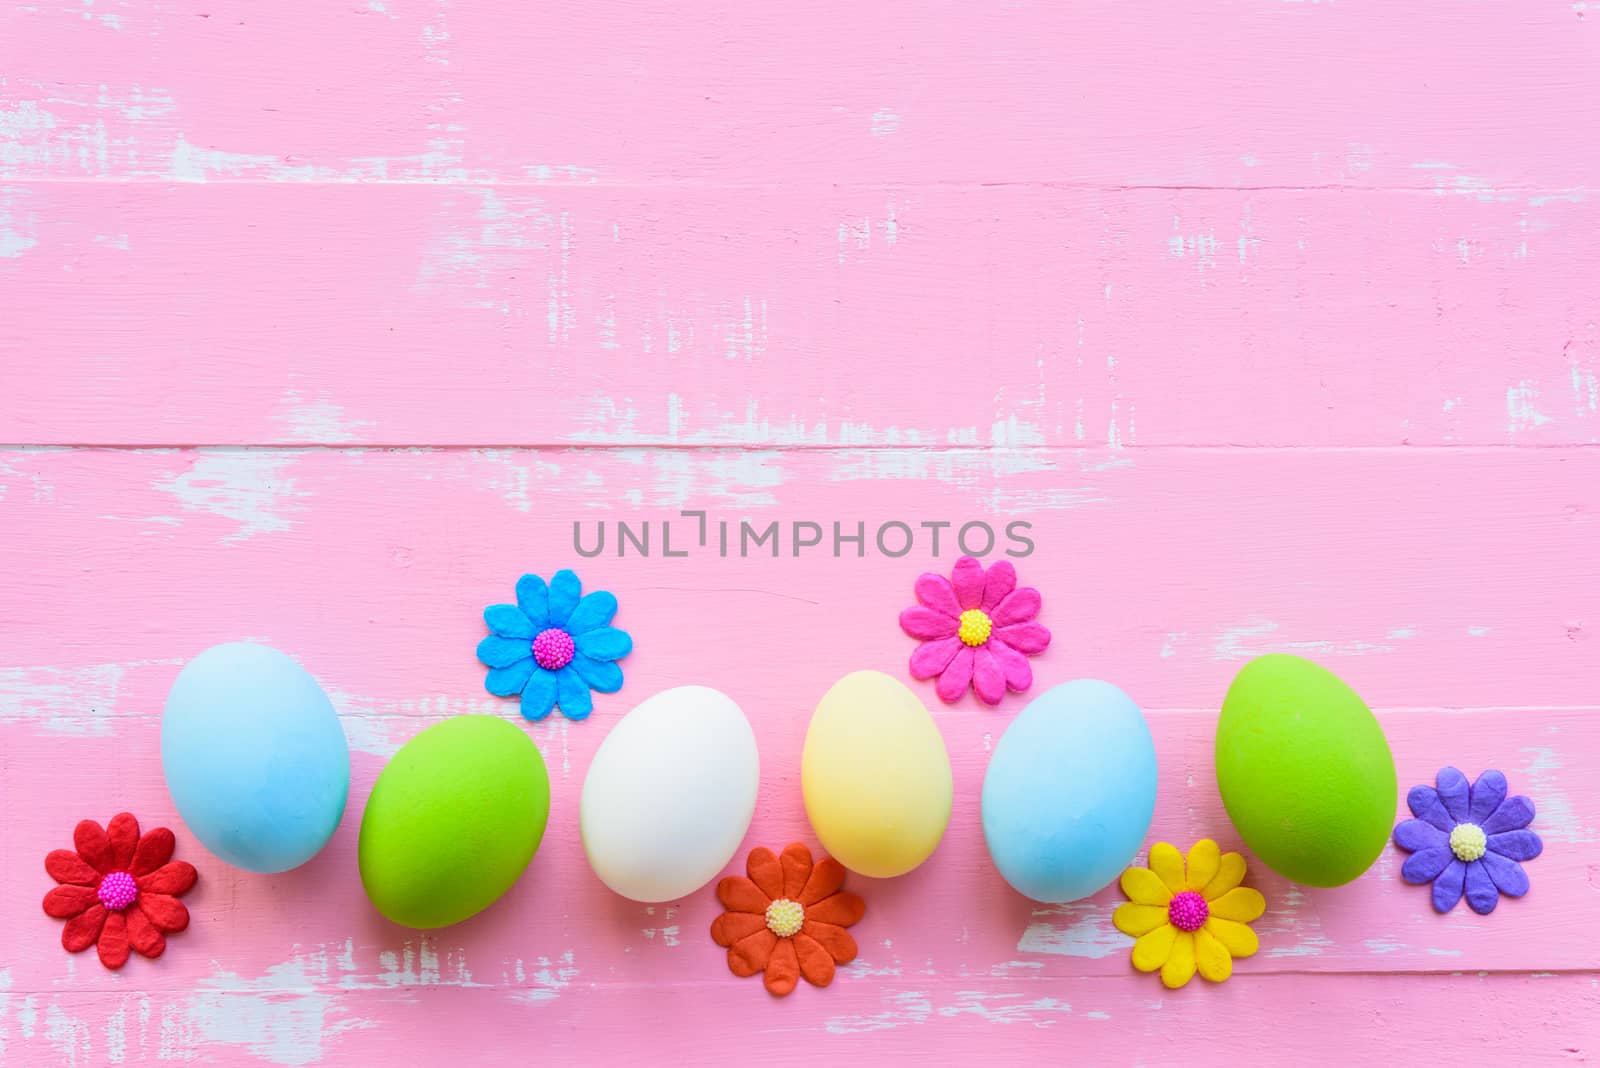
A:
[3,0,1599,1063]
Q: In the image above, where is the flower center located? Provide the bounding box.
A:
[531,628,575,670]
[1449,822,1487,862]
[1167,890,1209,933]
[957,608,993,647]
[764,898,805,938]
[98,871,138,912]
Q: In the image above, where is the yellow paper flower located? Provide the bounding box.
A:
[1113,839,1265,989]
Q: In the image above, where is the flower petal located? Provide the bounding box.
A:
[716,876,769,915]
[515,574,550,628]
[1113,903,1168,937]
[1194,927,1232,983]
[1393,818,1448,854]
[107,813,140,871]
[1468,770,1509,825]
[547,569,582,626]
[1407,785,1455,832]
[1161,932,1197,989]
[1487,829,1543,862]
[1401,847,1453,884]
[139,893,189,933]
[485,659,535,697]
[1482,796,1536,835]
[1204,917,1259,959]
[130,829,175,877]
[807,893,865,928]
[1185,840,1220,891]
[951,556,985,609]
[986,638,1033,692]
[971,646,1005,705]
[799,858,847,906]
[1148,842,1186,892]
[138,861,197,897]
[477,635,533,670]
[1464,860,1499,915]
[1480,851,1530,898]
[1131,923,1175,972]
[574,627,632,662]
[62,904,106,952]
[43,884,98,919]
[74,820,113,874]
[565,590,618,635]
[519,669,558,721]
[126,906,166,959]
[909,636,962,680]
[1120,866,1172,907]
[711,911,766,947]
[994,622,1050,655]
[1432,859,1467,913]
[746,848,784,899]
[727,928,776,977]
[46,849,101,886]
[1201,853,1247,900]
[1436,767,1471,823]
[484,603,534,639]
[981,561,1016,610]
[802,920,858,964]
[900,606,959,641]
[1208,887,1266,923]
[990,587,1041,628]
[553,666,594,721]
[764,937,800,996]
[569,654,623,694]
[780,843,813,899]
[794,932,836,987]
[935,647,975,703]
[914,573,963,618]
[97,911,130,970]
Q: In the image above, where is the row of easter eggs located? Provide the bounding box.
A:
[161,643,1398,928]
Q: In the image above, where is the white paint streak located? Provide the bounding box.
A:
[273,391,375,444]
[152,451,306,541]
[1213,618,1393,661]
[1016,902,1124,959]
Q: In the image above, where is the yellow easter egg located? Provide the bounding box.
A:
[801,670,953,878]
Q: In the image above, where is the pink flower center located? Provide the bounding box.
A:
[532,628,575,670]
[1167,890,1208,933]
[98,871,138,911]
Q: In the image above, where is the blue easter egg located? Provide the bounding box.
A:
[162,642,350,873]
[981,679,1158,902]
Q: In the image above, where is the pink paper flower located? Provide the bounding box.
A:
[898,556,1051,705]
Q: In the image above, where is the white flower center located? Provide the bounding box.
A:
[764,898,804,938]
[1449,822,1487,862]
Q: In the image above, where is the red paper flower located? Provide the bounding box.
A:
[43,813,197,969]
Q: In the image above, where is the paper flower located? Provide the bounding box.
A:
[1393,766,1542,914]
[710,843,864,997]
[1113,839,1265,989]
[899,556,1050,705]
[42,813,197,969]
[478,569,632,721]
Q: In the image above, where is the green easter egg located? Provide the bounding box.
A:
[1215,654,1396,887]
[359,715,550,928]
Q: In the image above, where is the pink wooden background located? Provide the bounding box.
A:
[3,1,1599,1063]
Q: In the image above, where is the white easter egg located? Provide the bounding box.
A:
[580,685,760,902]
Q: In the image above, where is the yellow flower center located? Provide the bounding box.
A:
[1449,822,1487,862]
[958,608,993,647]
[764,898,804,938]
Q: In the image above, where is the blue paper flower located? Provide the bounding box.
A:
[477,570,632,721]
[1393,766,1542,915]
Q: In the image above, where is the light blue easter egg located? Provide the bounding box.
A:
[982,679,1158,903]
[162,642,350,873]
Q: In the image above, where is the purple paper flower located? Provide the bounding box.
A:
[1392,767,1542,915]
[898,556,1050,705]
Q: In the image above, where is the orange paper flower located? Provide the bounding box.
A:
[710,843,864,996]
